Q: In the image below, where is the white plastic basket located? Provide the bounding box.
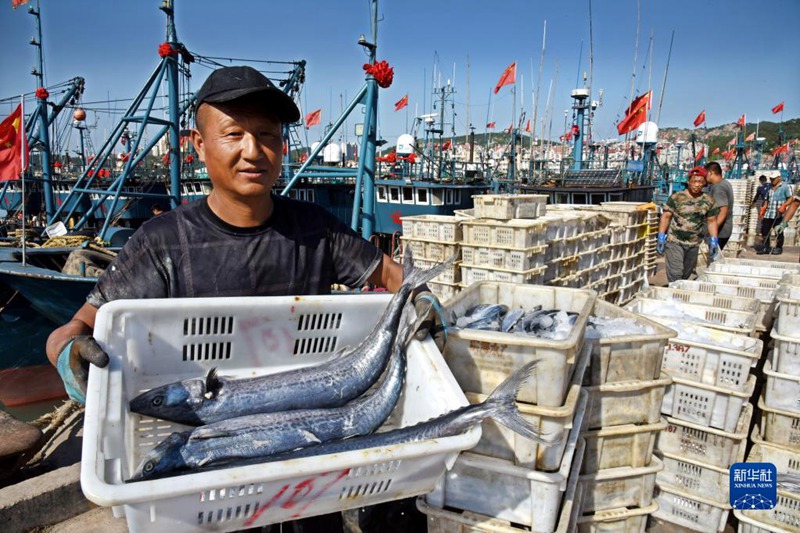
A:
[575,504,657,533]
[780,273,800,287]
[655,403,752,470]
[428,281,460,304]
[577,455,663,514]
[669,279,777,332]
[660,374,756,432]
[706,262,795,280]
[461,218,549,249]
[583,374,672,430]
[460,243,547,272]
[624,297,758,337]
[585,300,675,385]
[640,287,760,314]
[472,194,548,220]
[652,484,731,533]
[442,282,597,407]
[776,285,800,337]
[656,450,734,505]
[771,325,800,375]
[751,426,800,476]
[399,237,460,263]
[413,257,461,284]
[758,393,800,451]
[460,263,547,286]
[82,294,480,532]
[763,356,800,415]
[718,258,800,272]
[425,421,585,532]
[581,419,667,474]
[467,345,589,471]
[401,214,461,242]
[698,272,780,290]
[735,510,799,533]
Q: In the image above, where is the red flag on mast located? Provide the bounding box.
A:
[736,114,746,127]
[693,110,706,127]
[304,109,321,128]
[694,146,705,161]
[12,0,31,8]
[486,122,496,129]
[0,104,28,181]
[772,102,785,114]
[493,62,517,94]
[712,147,720,155]
[745,132,755,142]
[525,120,531,133]
[394,94,408,112]
[616,91,651,135]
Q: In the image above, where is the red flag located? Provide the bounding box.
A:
[695,146,705,161]
[693,110,706,127]
[486,122,496,129]
[772,143,790,156]
[772,102,785,114]
[712,147,720,155]
[745,132,755,142]
[525,120,531,133]
[727,136,736,146]
[506,124,513,134]
[394,93,408,112]
[305,109,321,128]
[736,114,745,127]
[493,62,516,94]
[616,91,651,135]
[441,140,452,151]
[12,0,31,7]
[0,104,28,181]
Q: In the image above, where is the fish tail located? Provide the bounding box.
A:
[401,248,458,291]
[485,360,556,446]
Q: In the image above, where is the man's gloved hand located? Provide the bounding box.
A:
[776,221,789,235]
[413,290,447,352]
[56,335,109,404]
[708,237,720,259]
[656,233,667,255]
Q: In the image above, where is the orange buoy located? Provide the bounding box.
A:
[73,108,86,121]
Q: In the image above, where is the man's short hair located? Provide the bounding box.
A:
[759,175,767,183]
[705,161,722,176]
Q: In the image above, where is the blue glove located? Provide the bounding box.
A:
[708,237,720,259]
[776,221,789,235]
[56,335,109,403]
[656,233,667,255]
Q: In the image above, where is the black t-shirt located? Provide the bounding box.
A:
[87,195,383,307]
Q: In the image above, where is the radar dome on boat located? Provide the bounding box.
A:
[73,109,86,121]
[322,143,342,163]
[396,134,415,155]
[635,122,658,144]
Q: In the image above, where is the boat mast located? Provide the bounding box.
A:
[28,0,55,218]
[162,0,181,209]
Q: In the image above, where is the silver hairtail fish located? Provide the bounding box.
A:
[128,303,417,481]
[129,247,456,426]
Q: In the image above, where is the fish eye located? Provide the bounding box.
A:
[143,461,155,473]
[152,396,163,407]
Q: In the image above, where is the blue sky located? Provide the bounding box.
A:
[1,0,798,150]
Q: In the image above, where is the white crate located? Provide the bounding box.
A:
[540,213,584,240]
[661,374,756,432]
[575,504,657,533]
[461,218,549,248]
[656,451,734,505]
[401,214,461,242]
[624,297,758,336]
[548,235,583,260]
[414,257,461,284]
[735,510,799,533]
[780,273,800,287]
[640,287,761,314]
[751,426,800,476]
[763,357,800,415]
[656,403,752,469]
[653,484,731,533]
[81,294,480,531]
[428,281,460,304]
[698,272,780,290]
[399,237,460,263]
[771,326,800,375]
[758,393,800,451]
[718,258,800,272]
[460,243,547,272]
[670,279,777,332]
[472,194,548,220]
[707,262,795,280]
[584,374,672,429]
[581,419,667,474]
[578,455,663,514]
[425,421,585,532]
[460,264,547,285]
[585,300,675,385]
[442,282,596,407]
[735,444,800,533]
[776,285,800,336]
[618,279,645,306]
[656,320,761,393]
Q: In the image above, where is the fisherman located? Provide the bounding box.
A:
[751,175,770,215]
[704,161,734,250]
[45,65,443,531]
[150,203,166,217]
[656,166,720,282]
[757,173,793,255]
[775,183,800,235]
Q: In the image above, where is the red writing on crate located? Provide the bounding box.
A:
[667,343,690,353]
[243,468,351,527]
[239,317,295,356]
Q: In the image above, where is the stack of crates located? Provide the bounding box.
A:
[577,300,675,530]
[399,214,463,302]
[736,272,800,532]
[726,178,754,257]
[421,282,595,533]
[644,207,660,277]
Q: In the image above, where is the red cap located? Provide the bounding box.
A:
[688,166,708,178]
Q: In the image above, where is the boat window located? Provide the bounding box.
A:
[445,189,454,204]
[609,193,623,201]
[454,190,462,204]
[572,193,587,204]
[402,187,414,204]
[306,189,315,203]
[300,189,308,201]
[590,193,605,205]
[431,189,444,206]
[377,186,388,203]
[202,183,212,194]
[555,192,569,204]
[416,188,429,205]
[389,187,400,202]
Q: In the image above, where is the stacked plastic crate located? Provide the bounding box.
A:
[735,273,800,532]
[400,214,463,302]
[622,283,761,532]
[576,300,675,530]
[644,207,660,278]
[420,282,595,533]
[725,178,754,257]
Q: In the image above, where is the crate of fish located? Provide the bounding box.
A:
[652,484,732,533]
[656,450,735,504]
[461,218,549,249]
[467,345,589,471]
[426,421,584,532]
[583,374,672,429]
[656,403,752,470]
[81,293,482,532]
[640,286,761,315]
[660,374,756,432]
[758,393,800,450]
[624,297,758,337]
[670,279,777,332]
[472,194,548,220]
[584,300,675,385]
[460,264,547,286]
[734,444,800,533]
[577,455,663,514]
[763,356,800,415]
[442,282,597,407]
[654,319,761,393]
[401,214,462,242]
[460,243,548,272]
[581,418,667,474]
[575,503,658,533]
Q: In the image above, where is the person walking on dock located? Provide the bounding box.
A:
[656,166,720,282]
[758,174,792,255]
[705,161,734,250]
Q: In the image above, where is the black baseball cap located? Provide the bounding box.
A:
[195,66,300,123]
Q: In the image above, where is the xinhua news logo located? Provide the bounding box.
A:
[730,462,777,510]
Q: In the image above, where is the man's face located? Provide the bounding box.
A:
[192,101,283,200]
[687,175,706,195]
